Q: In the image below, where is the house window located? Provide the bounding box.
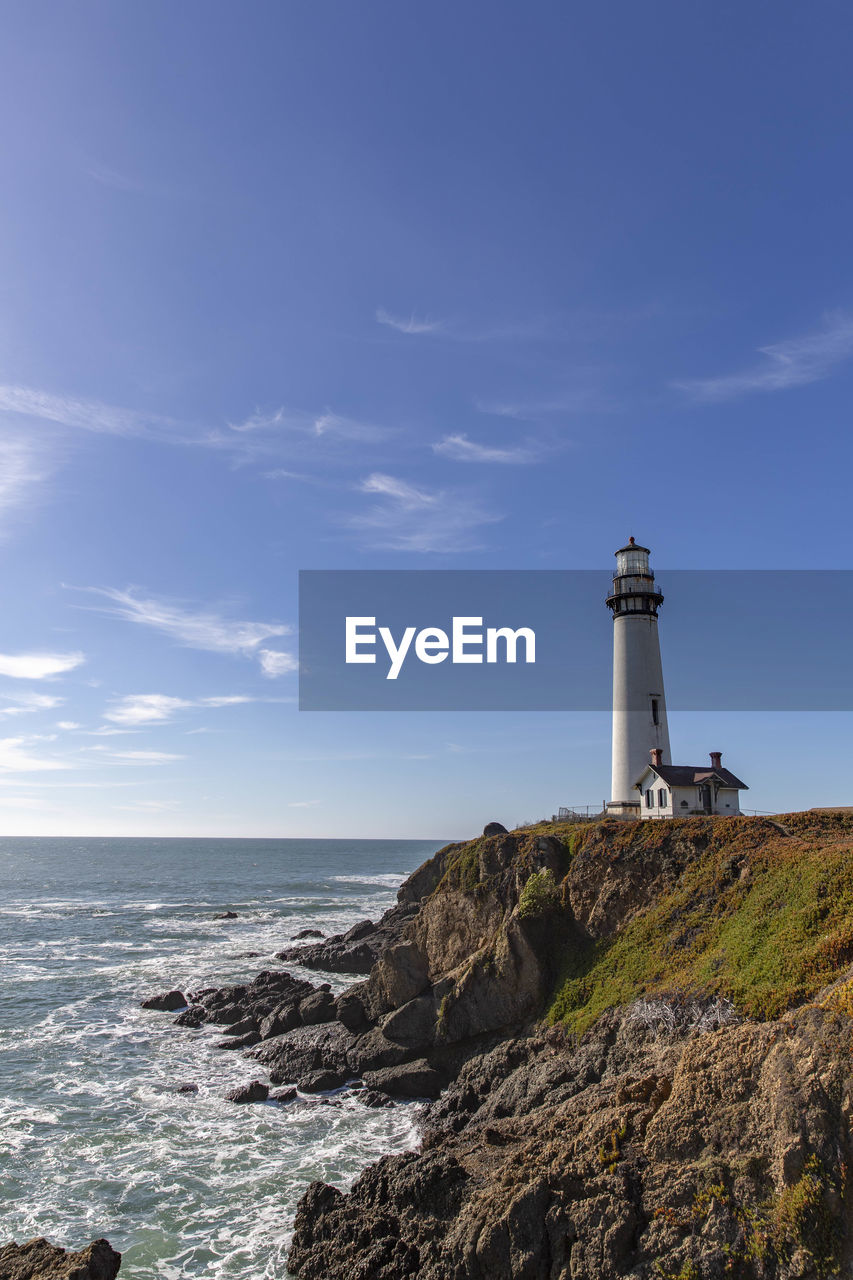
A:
[651,698,659,726]
[645,789,654,808]
[658,789,668,808]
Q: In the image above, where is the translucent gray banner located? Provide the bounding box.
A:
[298,570,853,711]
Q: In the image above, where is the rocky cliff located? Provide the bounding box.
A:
[281,811,853,1280]
[0,1238,120,1280]
[138,810,853,1277]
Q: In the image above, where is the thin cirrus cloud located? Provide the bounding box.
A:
[0,652,85,680]
[221,407,391,451]
[258,650,298,677]
[673,312,853,402]
[94,748,186,765]
[351,472,501,553]
[0,693,65,719]
[0,382,170,437]
[432,434,539,464]
[104,693,254,726]
[0,737,71,772]
[374,308,586,344]
[360,473,438,507]
[71,587,295,676]
[0,438,48,535]
[375,307,444,335]
[0,381,393,468]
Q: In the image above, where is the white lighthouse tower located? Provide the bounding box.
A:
[606,537,671,815]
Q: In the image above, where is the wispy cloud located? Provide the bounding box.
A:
[374,308,586,344]
[85,726,141,737]
[0,737,71,772]
[0,383,164,436]
[101,749,185,765]
[105,693,254,726]
[0,652,85,680]
[376,307,443,335]
[72,586,292,672]
[673,313,853,402]
[258,649,298,678]
[360,473,438,508]
[432,434,539,464]
[56,721,81,731]
[0,692,64,719]
[351,473,501,552]
[0,438,48,536]
[224,406,390,445]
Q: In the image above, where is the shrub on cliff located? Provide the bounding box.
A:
[547,811,853,1036]
[518,868,559,918]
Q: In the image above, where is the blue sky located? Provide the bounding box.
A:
[0,1,852,836]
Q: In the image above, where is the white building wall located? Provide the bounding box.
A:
[611,613,671,804]
[635,769,743,819]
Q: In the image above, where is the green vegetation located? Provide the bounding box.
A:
[598,1118,629,1173]
[518,868,559,918]
[773,1157,842,1277]
[547,811,853,1036]
[437,839,485,892]
[682,1158,844,1277]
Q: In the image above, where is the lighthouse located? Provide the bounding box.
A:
[606,538,671,815]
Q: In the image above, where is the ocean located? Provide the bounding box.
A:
[0,836,447,1278]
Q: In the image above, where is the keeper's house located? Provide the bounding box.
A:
[635,749,748,820]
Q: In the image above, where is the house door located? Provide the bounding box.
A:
[699,784,712,814]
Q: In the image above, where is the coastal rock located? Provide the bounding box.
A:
[216,1031,261,1050]
[287,815,853,1279]
[358,1089,397,1109]
[140,989,186,1011]
[173,1083,198,1094]
[0,1237,121,1279]
[289,1003,853,1279]
[345,1027,416,1074]
[221,1017,258,1037]
[297,1069,349,1093]
[173,1005,206,1028]
[259,1003,301,1039]
[342,919,375,943]
[270,1087,298,1104]
[276,902,420,975]
[213,911,238,920]
[297,990,336,1026]
[293,928,324,940]
[289,1151,469,1280]
[252,1022,358,1085]
[482,821,508,836]
[362,1059,445,1100]
[176,970,315,1033]
[334,990,369,1032]
[224,1080,269,1104]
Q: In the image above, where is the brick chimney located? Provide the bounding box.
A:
[650,748,663,768]
[709,751,722,770]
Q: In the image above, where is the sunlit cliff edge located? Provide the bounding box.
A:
[288,810,853,1280]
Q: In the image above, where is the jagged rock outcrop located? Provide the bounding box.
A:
[275,902,422,974]
[140,811,853,1275]
[289,1001,853,1279]
[0,1238,120,1280]
[285,812,853,1278]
